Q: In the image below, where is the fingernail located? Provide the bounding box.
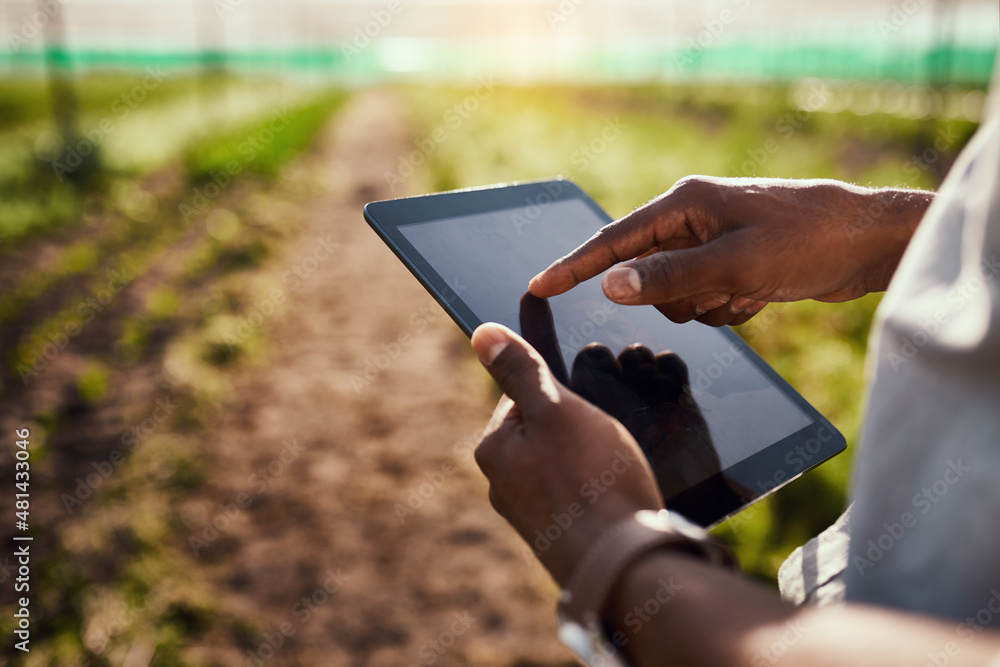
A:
[731,297,753,314]
[472,323,510,364]
[695,297,728,315]
[528,272,543,291]
[603,267,640,301]
[485,342,507,364]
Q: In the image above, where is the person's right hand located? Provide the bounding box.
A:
[529,176,933,326]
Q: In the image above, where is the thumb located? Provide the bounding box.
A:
[472,323,560,421]
[603,240,740,305]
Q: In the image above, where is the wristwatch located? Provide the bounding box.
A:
[556,509,738,667]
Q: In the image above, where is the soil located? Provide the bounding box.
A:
[0,89,578,666]
[187,89,578,667]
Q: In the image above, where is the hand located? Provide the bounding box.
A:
[529,176,933,326]
[471,322,662,586]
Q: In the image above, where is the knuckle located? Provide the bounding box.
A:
[589,224,634,265]
[671,174,703,192]
[670,174,714,200]
[474,431,504,476]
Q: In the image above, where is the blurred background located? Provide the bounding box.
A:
[0,0,996,665]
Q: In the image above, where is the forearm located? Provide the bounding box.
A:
[605,550,1000,667]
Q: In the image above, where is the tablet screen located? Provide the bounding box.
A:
[399,199,812,483]
[368,180,844,525]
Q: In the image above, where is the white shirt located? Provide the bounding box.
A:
[779,67,1000,627]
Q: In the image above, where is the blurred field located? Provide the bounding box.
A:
[0,73,980,664]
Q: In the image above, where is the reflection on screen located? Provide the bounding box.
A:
[399,198,812,490]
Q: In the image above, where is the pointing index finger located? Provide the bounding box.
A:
[527,197,689,298]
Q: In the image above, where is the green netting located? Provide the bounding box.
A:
[0,43,995,85]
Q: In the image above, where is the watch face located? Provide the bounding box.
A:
[558,617,628,667]
[634,509,666,530]
[636,508,706,541]
[557,620,593,661]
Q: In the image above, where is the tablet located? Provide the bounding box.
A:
[364,179,845,527]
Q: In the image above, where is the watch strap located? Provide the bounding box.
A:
[559,509,737,628]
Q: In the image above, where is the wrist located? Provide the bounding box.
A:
[853,188,933,293]
[556,509,737,666]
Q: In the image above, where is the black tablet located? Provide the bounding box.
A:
[364,179,845,527]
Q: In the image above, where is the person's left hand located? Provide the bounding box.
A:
[471,322,663,586]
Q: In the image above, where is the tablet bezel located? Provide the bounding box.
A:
[364,179,846,527]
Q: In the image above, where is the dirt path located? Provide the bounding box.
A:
[185,89,577,666]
